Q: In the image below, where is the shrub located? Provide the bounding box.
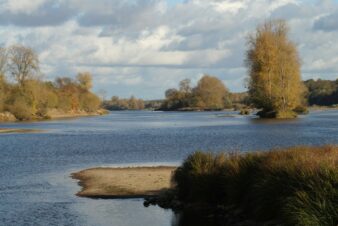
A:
[293,105,309,115]
[239,108,250,115]
[173,146,338,225]
[79,92,101,112]
[9,97,34,120]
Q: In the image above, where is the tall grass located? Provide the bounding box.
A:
[173,146,338,225]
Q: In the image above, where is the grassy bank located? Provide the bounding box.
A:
[148,146,338,225]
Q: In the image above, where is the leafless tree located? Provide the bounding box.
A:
[7,45,39,85]
[0,47,7,76]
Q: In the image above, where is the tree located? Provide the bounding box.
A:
[193,75,230,110]
[128,95,138,110]
[179,79,192,93]
[304,79,338,106]
[165,88,178,99]
[246,20,304,118]
[7,45,39,85]
[77,72,93,91]
[97,89,107,101]
[0,47,7,76]
[79,92,101,112]
[0,75,7,111]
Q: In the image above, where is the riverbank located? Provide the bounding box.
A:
[0,109,108,122]
[72,167,176,198]
[0,128,43,133]
[48,109,108,120]
[72,146,338,225]
[308,105,338,111]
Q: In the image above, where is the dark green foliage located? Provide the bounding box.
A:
[293,105,309,114]
[173,146,338,225]
[304,79,338,106]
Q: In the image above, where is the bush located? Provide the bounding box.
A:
[239,108,251,115]
[294,105,309,115]
[9,97,34,120]
[79,92,101,112]
[173,146,338,225]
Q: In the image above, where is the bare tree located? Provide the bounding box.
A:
[97,89,107,101]
[0,47,7,76]
[7,45,39,85]
[179,79,192,93]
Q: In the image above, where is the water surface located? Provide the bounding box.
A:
[0,110,337,225]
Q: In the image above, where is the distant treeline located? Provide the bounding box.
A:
[0,45,101,121]
[103,96,145,110]
[156,75,248,111]
[304,79,338,106]
[150,77,338,111]
[101,77,338,113]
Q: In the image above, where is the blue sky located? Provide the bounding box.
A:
[0,0,338,99]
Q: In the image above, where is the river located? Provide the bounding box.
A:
[0,110,337,225]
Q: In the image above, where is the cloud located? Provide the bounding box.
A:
[0,0,74,26]
[0,0,337,99]
[313,11,338,31]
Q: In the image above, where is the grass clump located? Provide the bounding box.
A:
[172,146,338,225]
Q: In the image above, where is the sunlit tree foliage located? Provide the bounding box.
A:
[246,20,305,118]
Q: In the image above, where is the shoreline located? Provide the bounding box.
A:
[48,109,108,120]
[0,110,108,133]
[72,166,176,198]
[0,109,108,123]
[0,128,43,134]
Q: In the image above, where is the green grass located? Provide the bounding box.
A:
[173,146,338,225]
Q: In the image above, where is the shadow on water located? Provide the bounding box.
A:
[171,212,226,226]
[249,117,301,124]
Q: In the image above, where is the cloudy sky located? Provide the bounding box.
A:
[1,0,338,99]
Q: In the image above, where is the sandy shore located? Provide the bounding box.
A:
[0,128,43,134]
[72,166,176,198]
[48,109,108,119]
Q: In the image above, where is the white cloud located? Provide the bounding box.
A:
[3,0,46,13]
[0,0,337,99]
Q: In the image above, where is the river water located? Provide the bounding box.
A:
[0,110,337,226]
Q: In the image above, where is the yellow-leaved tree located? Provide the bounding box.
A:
[194,75,230,110]
[246,20,305,118]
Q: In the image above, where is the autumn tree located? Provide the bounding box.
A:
[7,45,39,85]
[162,88,186,110]
[246,20,304,118]
[193,75,230,110]
[128,95,138,110]
[77,72,93,91]
[161,75,232,110]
